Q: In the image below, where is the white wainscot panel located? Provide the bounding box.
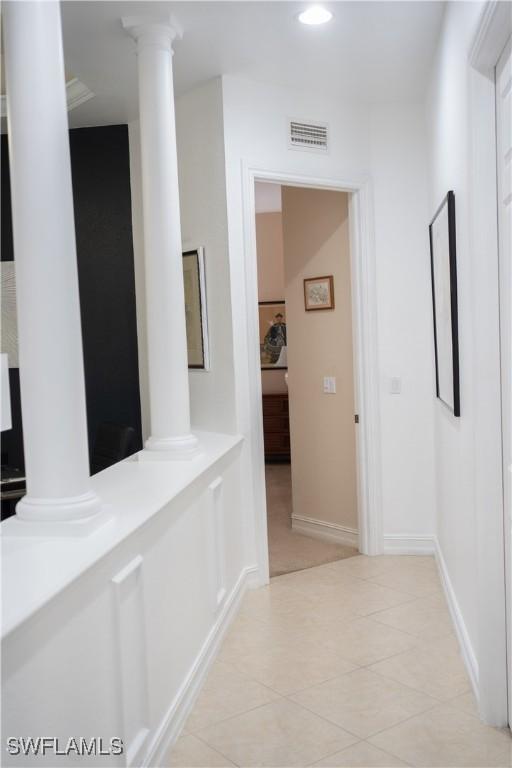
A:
[208,476,227,611]
[2,581,123,767]
[1,434,251,767]
[111,555,149,766]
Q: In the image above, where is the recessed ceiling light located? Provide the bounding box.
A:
[298,6,333,25]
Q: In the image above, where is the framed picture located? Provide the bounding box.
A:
[429,191,460,416]
[259,301,287,369]
[183,248,210,370]
[0,261,18,368]
[304,275,335,311]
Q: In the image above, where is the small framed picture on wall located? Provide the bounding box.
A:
[304,275,335,311]
[183,247,210,370]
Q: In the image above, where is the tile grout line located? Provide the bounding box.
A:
[217,627,470,741]
[188,697,287,738]
[282,678,443,743]
[304,739,414,768]
[362,657,471,699]
[192,731,242,767]
[221,595,459,703]
[221,632,425,700]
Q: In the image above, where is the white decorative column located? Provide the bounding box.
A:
[3,1,101,521]
[123,16,198,458]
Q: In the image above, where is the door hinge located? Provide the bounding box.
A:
[354,414,359,424]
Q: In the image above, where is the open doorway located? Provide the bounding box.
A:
[255,182,360,577]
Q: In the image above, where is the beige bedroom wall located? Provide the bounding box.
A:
[256,211,287,395]
[256,212,285,301]
[281,186,358,532]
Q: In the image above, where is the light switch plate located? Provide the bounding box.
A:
[390,377,401,394]
[323,376,336,394]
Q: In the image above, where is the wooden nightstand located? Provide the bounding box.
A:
[262,393,290,463]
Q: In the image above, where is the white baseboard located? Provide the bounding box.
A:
[434,539,479,700]
[143,564,257,767]
[245,564,266,590]
[291,514,359,548]
[383,534,436,555]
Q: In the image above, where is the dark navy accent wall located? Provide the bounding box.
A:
[1,124,142,472]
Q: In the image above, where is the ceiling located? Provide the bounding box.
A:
[4,2,446,130]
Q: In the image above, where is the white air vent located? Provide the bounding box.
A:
[289,120,328,152]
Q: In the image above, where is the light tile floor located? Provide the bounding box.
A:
[165,555,512,767]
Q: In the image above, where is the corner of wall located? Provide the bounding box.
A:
[127,119,150,443]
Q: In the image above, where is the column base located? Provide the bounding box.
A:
[16,489,102,523]
[7,503,111,538]
[140,433,200,460]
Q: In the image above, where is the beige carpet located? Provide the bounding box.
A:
[266,463,359,578]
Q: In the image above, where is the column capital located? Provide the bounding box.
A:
[122,15,183,53]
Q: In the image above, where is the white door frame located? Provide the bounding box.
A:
[469,0,511,727]
[241,164,383,582]
[496,35,512,730]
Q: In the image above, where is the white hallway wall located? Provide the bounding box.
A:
[426,0,507,721]
[176,78,238,434]
[221,74,437,549]
[426,0,482,683]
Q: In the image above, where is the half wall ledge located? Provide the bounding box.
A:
[1,430,244,639]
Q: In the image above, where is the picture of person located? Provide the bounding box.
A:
[263,312,287,363]
[259,303,287,369]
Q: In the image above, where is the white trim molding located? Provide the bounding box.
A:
[64,77,96,112]
[291,515,359,548]
[111,555,150,767]
[383,534,435,555]
[470,1,512,75]
[1,77,94,119]
[434,540,479,700]
[468,0,510,727]
[144,564,258,767]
